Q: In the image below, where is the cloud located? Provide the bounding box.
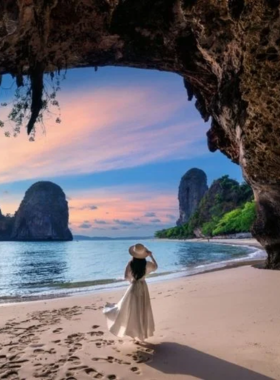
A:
[79,222,92,229]
[150,218,161,223]
[70,204,99,211]
[111,227,119,230]
[144,212,156,217]
[166,214,176,220]
[0,84,208,184]
[65,184,178,234]
[94,219,107,225]
[113,219,135,226]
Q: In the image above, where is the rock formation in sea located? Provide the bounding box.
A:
[177,168,208,226]
[1,2,280,266]
[0,209,15,241]
[11,182,73,241]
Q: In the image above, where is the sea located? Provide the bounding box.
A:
[0,239,266,303]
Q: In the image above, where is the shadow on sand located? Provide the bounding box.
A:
[138,342,273,380]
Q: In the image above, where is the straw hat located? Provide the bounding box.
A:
[129,243,149,259]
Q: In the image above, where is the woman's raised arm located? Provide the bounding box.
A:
[147,251,158,270]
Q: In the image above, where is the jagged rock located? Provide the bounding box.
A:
[1,1,280,266]
[177,168,208,226]
[11,181,72,241]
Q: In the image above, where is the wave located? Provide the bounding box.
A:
[194,246,266,271]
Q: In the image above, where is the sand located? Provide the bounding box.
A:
[184,237,263,249]
[0,258,280,380]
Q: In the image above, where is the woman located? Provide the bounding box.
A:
[103,243,158,341]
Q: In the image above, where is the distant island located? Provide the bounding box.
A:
[155,168,255,239]
[0,181,72,241]
[73,235,153,241]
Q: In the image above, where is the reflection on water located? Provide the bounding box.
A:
[176,243,248,267]
[0,240,258,300]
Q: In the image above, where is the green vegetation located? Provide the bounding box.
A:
[155,176,256,239]
[212,201,256,236]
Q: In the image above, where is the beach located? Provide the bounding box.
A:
[0,239,279,380]
[184,237,263,249]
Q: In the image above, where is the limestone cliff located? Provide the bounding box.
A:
[11,182,72,241]
[189,176,254,232]
[1,1,280,266]
[177,168,208,226]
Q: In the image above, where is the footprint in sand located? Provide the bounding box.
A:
[131,367,141,375]
[87,331,104,337]
[73,342,82,351]
[107,375,117,380]
[91,356,131,366]
[0,355,6,363]
[85,367,97,375]
[33,349,45,354]
[19,333,38,344]
[47,348,56,354]
[94,374,104,379]
[67,356,81,365]
[132,351,152,364]
[68,365,88,371]
[9,358,29,366]
[92,325,100,329]
[53,327,63,334]
[7,346,24,354]
[0,369,19,379]
[33,362,59,378]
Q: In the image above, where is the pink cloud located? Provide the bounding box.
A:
[0,85,208,183]
[67,185,178,233]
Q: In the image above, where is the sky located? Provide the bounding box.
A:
[0,67,243,237]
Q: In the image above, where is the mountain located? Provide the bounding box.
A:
[73,235,152,241]
[177,168,208,226]
[155,173,255,239]
[0,181,72,241]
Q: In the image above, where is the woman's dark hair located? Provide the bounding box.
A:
[130,258,147,280]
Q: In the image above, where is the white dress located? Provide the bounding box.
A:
[103,261,157,341]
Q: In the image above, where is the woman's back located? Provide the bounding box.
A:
[126,261,157,283]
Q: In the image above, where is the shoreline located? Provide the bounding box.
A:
[0,238,266,306]
[156,237,262,248]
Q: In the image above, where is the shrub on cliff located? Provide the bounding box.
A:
[213,201,256,236]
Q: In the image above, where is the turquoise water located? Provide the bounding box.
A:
[0,240,264,302]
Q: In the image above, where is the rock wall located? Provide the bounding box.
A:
[11,182,72,241]
[177,168,208,226]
